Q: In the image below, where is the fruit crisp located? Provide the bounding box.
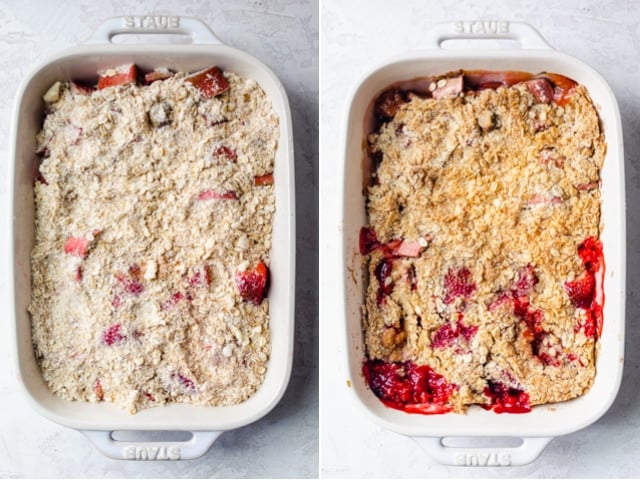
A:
[361,70,605,414]
[30,64,279,413]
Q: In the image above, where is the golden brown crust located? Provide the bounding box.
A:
[363,79,605,411]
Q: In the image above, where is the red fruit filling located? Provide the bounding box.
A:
[198,189,238,200]
[235,260,269,305]
[64,236,89,258]
[171,373,196,393]
[212,145,237,161]
[101,323,127,346]
[362,360,457,414]
[564,236,604,338]
[443,267,476,305]
[184,66,229,99]
[431,318,478,349]
[483,381,531,414]
[254,173,274,186]
[359,227,425,258]
[374,259,394,305]
[97,64,138,90]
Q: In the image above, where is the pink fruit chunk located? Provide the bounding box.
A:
[64,236,89,258]
[171,372,196,394]
[391,240,423,257]
[212,145,237,161]
[432,76,464,99]
[198,189,238,201]
[184,66,229,98]
[524,78,554,103]
[431,319,478,349]
[97,64,138,90]
[235,260,269,305]
[94,379,104,400]
[254,173,274,186]
[443,267,476,305]
[101,323,126,346]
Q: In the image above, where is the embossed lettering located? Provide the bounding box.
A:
[121,15,180,30]
[453,21,509,35]
[122,445,182,460]
[455,451,512,466]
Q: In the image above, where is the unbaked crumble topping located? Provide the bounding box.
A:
[30,64,279,413]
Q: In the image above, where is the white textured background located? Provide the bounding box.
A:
[320,0,640,477]
[0,0,318,478]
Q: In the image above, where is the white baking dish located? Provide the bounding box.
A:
[9,16,295,460]
[340,21,625,466]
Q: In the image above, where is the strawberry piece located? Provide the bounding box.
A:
[94,379,104,400]
[64,236,89,258]
[102,323,126,346]
[97,64,138,90]
[523,78,554,103]
[483,381,531,414]
[212,145,236,161]
[431,319,478,349]
[374,259,394,305]
[443,267,476,305]
[362,360,457,414]
[564,275,595,309]
[254,173,274,186]
[184,66,229,98]
[235,260,269,305]
[143,68,173,85]
[198,189,238,200]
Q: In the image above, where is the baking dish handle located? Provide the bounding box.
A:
[84,15,222,45]
[414,436,552,466]
[82,430,222,460]
[424,21,552,50]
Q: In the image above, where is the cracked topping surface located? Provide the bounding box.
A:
[30,67,279,413]
[362,72,605,413]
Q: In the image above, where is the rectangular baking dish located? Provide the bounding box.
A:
[9,16,295,460]
[340,21,625,466]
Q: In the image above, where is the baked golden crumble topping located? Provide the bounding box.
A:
[361,71,605,414]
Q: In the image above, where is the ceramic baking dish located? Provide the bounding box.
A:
[340,21,625,466]
[9,16,295,460]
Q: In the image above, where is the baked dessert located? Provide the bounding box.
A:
[30,64,279,413]
[360,70,605,414]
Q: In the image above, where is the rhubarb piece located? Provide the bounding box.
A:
[375,89,405,121]
[97,64,138,90]
[172,372,196,394]
[391,240,423,257]
[101,323,126,346]
[362,360,457,414]
[254,173,274,186]
[431,76,464,99]
[483,381,531,413]
[235,260,269,305]
[184,66,229,99]
[161,291,185,311]
[212,145,237,161]
[144,67,173,84]
[64,236,89,258]
[198,189,238,200]
[523,78,554,103]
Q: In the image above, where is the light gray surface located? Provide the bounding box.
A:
[0,1,318,478]
[320,0,640,477]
